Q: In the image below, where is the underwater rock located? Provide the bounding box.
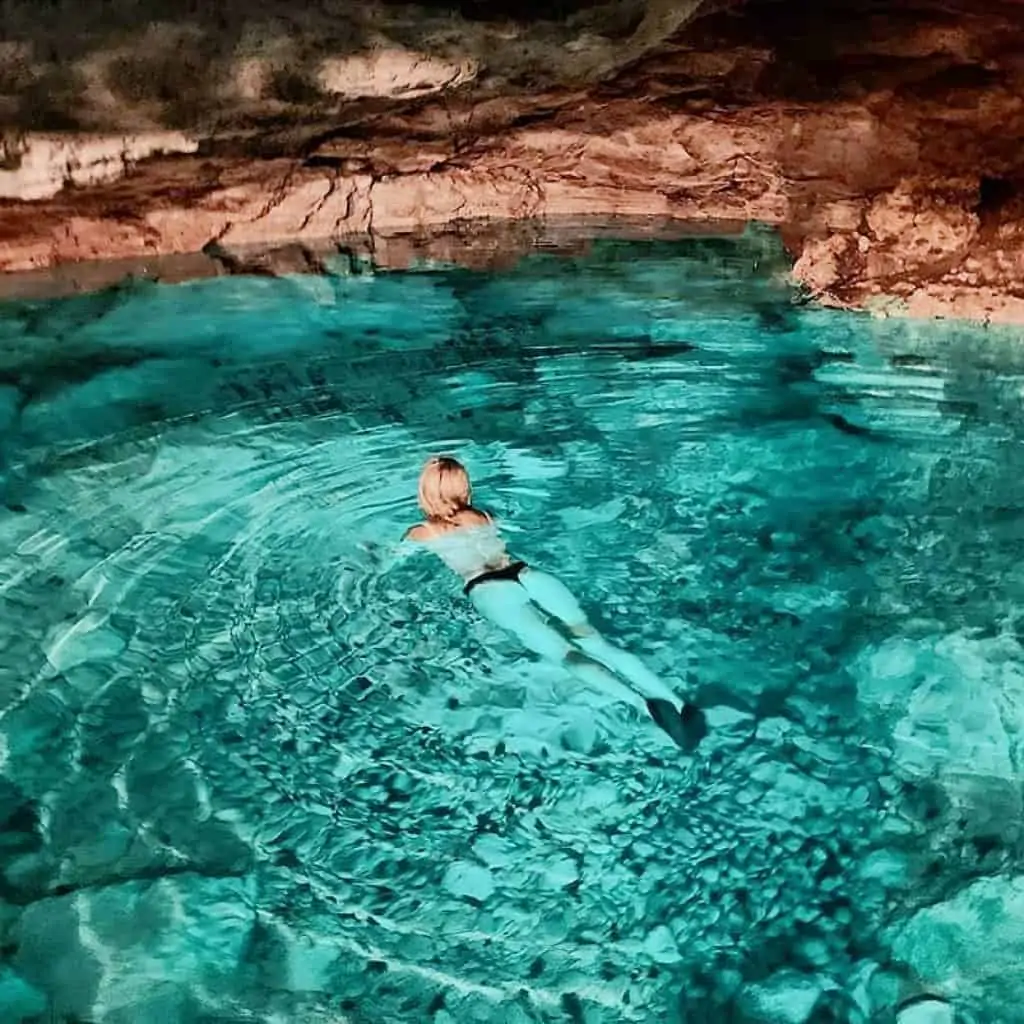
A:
[890,874,1024,1015]
[240,917,343,995]
[854,634,1024,792]
[0,386,20,434]
[12,894,101,1019]
[896,996,956,1024]
[739,970,830,1023]
[99,982,202,1024]
[642,924,683,965]
[12,873,255,1019]
[0,966,47,1022]
[442,860,496,902]
[43,610,127,672]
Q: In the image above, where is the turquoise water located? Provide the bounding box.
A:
[1,236,1023,1023]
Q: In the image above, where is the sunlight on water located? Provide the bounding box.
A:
[1,236,1024,1023]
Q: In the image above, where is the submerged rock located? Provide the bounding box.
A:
[0,966,47,1022]
[890,875,1024,1015]
[642,924,682,965]
[738,970,830,1023]
[43,610,127,671]
[854,634,1024,790]
[12,874,255,1019]
[442,860,496,902]
[896,997,956,1024]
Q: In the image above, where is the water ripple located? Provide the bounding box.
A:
[1,261,1023,1021]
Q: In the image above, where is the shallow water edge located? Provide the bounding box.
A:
[7,213,1018,325]
[0,218,758,304]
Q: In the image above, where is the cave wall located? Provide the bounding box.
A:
[2,0,1024,319]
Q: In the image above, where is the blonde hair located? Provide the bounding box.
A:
[418,456,472,519]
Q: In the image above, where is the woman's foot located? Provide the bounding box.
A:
[646,698,708,754]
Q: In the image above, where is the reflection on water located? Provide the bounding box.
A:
[1,237,1023,1023]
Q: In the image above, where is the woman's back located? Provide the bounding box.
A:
[409,509,511,581]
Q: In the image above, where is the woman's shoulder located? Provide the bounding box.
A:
[404,508,493,541]
[452,507,493,529]
[403,523,434,542]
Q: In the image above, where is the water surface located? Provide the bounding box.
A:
[1,236,1023,1023]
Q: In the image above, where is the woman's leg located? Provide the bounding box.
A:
[517,567,709,752]
[468,580,648,712]
[517,569,682,707]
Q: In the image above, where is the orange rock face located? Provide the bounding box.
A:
[2,0,1024,319]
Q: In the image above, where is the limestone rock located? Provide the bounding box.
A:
[853,633,1024,788]
[442,860,496,902]
[896,997,956,1024]
[0,967,47,1023]
[890,875,1024,1014]
[1,0,1024,319]
[12,874,255,1019]
[0,133,197,201]
[314,49,478,99]
[739,970,829,1023]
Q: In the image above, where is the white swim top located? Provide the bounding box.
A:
[420,523,511,581]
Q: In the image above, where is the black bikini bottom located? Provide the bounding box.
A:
[464,561,528,595]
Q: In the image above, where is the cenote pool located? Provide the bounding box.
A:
[1,234,1023,1024]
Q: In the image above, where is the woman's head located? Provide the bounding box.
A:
[418,456,472,519]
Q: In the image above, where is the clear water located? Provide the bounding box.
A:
[1,235,1023,1024]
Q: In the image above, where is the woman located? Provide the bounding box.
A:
[404,456,706,752]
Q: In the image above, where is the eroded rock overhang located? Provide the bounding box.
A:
[2,0,1024,320]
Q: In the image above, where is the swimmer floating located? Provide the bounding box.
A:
[405,456,707,753]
